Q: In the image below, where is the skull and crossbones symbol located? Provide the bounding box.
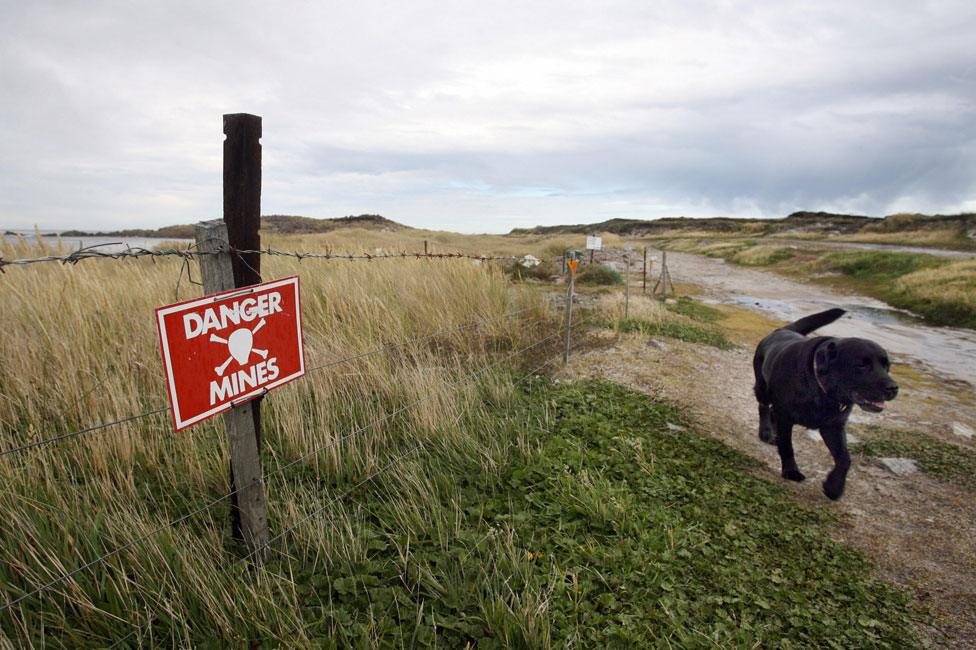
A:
[210,318,268,376]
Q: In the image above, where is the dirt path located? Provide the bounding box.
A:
[557,259,976,648]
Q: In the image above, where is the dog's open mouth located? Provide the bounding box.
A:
[853,392,886,413]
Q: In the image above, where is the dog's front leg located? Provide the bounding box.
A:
[774,415,805,482]
[819,425,851,500]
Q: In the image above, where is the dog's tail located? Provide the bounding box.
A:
[782,308,846,335]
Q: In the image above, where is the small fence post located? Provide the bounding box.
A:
[665,250,675,295]
[653,250,662,297]
[660,251,667,296]
[642,247,647,294]
[653,250,674,297]
[563,261,577,363]
[194,113,269,564]
[624,254,630,320]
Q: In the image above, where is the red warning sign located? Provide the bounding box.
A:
[155,276,305,431]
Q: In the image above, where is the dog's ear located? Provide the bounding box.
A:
[815,341,838,371]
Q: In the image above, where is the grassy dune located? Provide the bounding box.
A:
[889,259,976,328]
[616,211,976,251]
[836,212,976,251]
[815,252,976,328]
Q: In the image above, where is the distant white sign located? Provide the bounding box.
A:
[585,236,602,250]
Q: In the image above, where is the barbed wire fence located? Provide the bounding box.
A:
[0,242,563,272]
[0,246,591,643]
[0,113,599,646]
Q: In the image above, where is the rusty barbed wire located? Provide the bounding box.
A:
[0,243,558,271]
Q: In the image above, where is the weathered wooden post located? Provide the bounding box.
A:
[563,260,578,363]
[195,113,269,564]
[223,113,263,289]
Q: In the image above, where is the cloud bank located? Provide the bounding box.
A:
[1,0,974,232]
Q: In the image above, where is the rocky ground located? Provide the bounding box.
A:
[556,258,976,648]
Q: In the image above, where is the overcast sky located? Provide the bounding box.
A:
[2,1,975,233]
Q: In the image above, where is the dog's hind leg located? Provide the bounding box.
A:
[757,402,776,444]
[754,355,776,444]
[774,415,805,482]
[820,425,851,500]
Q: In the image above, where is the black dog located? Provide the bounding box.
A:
[753,308,898,500]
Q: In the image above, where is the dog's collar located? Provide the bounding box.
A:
[813,343,850,413]
[812,352,829,395]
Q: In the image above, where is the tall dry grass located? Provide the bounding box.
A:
[594,292,670,324]
[729,245,796,266]
[0,233,560,647]
[892,259,976,328]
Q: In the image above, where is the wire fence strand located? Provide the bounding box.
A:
[0,318,585,618]
[0,407,170,459]
[0,243,560,272]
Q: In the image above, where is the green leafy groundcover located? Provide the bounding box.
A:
[664,296,724,323]
[617,317,735,350]
[282,379,917,648]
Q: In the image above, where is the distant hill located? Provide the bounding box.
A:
[260,214,408,234]
[58,224,200,239]
[510,216,769,236]
[510,211,976,240]
[58,214,409,239]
